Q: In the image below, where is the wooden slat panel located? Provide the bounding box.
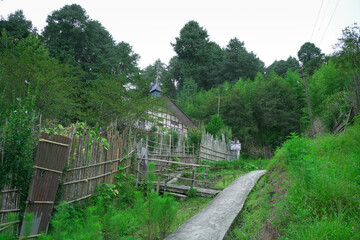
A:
[20,133,70,236]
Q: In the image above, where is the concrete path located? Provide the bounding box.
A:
[164,170,267,240]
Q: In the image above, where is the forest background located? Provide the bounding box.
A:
[1,4,359,158]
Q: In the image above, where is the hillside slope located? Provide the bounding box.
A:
[227,117,360,239]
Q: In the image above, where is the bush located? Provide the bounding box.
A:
[186,127,202,154]
[0,84,39,210]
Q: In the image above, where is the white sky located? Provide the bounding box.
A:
[1,0,359,69]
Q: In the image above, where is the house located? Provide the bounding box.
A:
[142,82,197,135]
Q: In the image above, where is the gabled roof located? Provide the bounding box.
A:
[163,95,197,128]
[149,83,162,93]
[149,82,197,128]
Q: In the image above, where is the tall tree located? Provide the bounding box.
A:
[171,20,223,90]
[43,4,89,66]
[334,23,360,116]
[0,33,78,123]
[222,38,264,82]
[297,42,324,75]
[43,4,140,83]
[0,10,33,39]
[266,56,299,77]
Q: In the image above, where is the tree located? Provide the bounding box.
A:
[254,75,302,147]
[308,60,345,131]
[221,79,257,143]
[43,4,89,66]
[0,10,33,39]
[334,23,360,115]
[171,21,223,90]
[266,56,299,77]
[205,114,225,136]
[172,20,209,60]
[0,32,78,123]
[114,41,140,82]
[177,77,198,107]
[142,59,170,96]
[222,38,264,82]
[43,4,139,83]
[297,42,324,75]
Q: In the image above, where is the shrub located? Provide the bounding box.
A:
[0,84,39,210]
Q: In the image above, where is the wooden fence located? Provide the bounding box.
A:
[0,124,136,237]
[0,183,20,235]
[61,126,135,203]
[0,123,237,236]
[199,131,234,162]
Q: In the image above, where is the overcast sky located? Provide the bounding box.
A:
[1,0,359,69]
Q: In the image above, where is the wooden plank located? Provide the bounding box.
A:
[20,133,71,237]
[145,157,209,167]
[164,192,187,198]
[157,183,219,198]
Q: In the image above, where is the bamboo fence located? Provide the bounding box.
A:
[61,126,136,203]
[0,183,20,234]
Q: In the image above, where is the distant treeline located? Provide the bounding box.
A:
[1,4,359,157]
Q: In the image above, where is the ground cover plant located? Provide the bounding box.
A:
[34,165,179,240]
[226,118,360,239]
[204,158,264,189]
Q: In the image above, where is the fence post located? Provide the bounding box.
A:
[205,166,208,187]
[136,138,142,186]
[164,161,169,194]
[191,166,197,188]
[156,164,163,194]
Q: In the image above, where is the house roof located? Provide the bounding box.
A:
[163,95,198,128]
[149,82,197,128]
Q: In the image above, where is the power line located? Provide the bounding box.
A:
[319,0,340,46]
[310,0,325,42]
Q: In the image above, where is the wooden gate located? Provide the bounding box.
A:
[19,133,70,238]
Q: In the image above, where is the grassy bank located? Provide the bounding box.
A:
[227,117,360,239]
[0,156,266,240]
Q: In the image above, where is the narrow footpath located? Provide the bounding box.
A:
[165,170,267,240]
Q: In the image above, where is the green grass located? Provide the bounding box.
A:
[226,118,360,239]
[171,197,212,232]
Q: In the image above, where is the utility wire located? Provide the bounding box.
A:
[319,0,340,46]
[310,0,325,42]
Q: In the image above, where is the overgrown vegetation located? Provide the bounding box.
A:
[35,164,179,240]
[227,118,360,239]
[0,84,39,212]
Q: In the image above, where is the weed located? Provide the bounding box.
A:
[186,188,198,198]
[0,214,18,240]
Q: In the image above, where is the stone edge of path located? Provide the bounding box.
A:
[164,170,267,240]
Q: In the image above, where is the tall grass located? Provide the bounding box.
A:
[275,117,360,239]
[227,117,360,239]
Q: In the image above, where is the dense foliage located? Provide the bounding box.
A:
[0,85,39,212]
